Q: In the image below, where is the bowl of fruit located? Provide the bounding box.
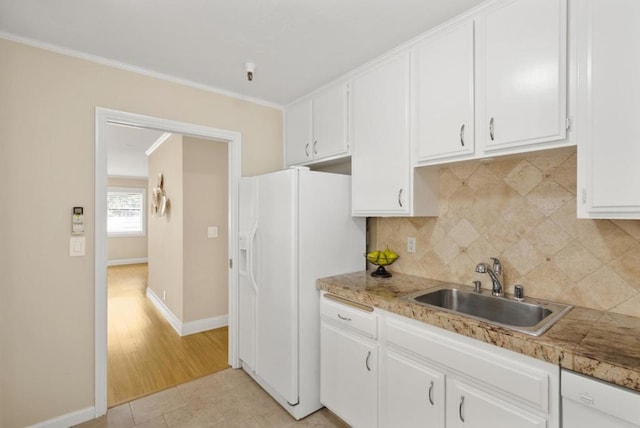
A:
[365,247,399,278]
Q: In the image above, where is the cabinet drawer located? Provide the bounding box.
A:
[386,317,550,412]
[562,369,640,426]
[321,294,377,338]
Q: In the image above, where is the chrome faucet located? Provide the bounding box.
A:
[475,257,504,297]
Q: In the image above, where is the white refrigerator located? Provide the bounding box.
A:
[238,167,365,419]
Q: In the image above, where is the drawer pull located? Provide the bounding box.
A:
[337,314,351,321]
[460,124,465,147]
[459,395,465,422]
[398,188,404,208]
[365,351,371,371]
[428,381,434,405]
[579,393,594,405]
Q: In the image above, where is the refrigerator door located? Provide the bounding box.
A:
[238,177,258,370]
[255,169,299,405]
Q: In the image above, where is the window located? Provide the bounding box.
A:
[107,187,145,236]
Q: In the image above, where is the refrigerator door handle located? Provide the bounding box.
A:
[247,221,259,294]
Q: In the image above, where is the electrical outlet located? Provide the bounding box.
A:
[163,290,167,301]
[407,237,416,253]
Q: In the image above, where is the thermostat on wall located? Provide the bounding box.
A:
[72,206,84,235]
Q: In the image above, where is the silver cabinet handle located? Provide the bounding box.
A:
[365,351,371,371]
[460,124,465,147]
[398,188,403,208]
[428,381,434,405]
[459,395,465,422]
[489,117,495,141]
[313,140,318,155]
[305,143,310,157]
[337,314,351,321]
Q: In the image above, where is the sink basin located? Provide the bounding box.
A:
[405,286,572,336]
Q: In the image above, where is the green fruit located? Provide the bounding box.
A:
[377,252,389,266]
[366,251,380,264]
[383,248,399,264]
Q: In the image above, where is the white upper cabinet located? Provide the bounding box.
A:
[285,98,313,165]
[576,0,640,219]
[414,20,475,164]
[285,82,350,167]
[313,83,350,159]
[352,52,438,217]
[479,0,568,153]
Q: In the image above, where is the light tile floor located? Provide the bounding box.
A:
[76,368,349,428]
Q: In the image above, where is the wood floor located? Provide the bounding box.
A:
[108,263,229,408]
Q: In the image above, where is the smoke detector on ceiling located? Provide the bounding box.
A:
[245,62,256,81]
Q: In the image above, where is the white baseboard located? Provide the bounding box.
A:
[146,288,228,336]
[182,314,228,336]
[107,257,148,266]
[28,406,95,428]
[146,287,182,335]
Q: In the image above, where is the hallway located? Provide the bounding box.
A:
[108,264,229,407]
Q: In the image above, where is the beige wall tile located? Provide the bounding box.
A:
[504,160,543,196]
[526,219,572,257]
[373,147,640,314]
[527,180,573,216]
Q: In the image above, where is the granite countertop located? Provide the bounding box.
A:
[317,271,640,393]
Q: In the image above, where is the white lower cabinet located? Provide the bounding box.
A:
[447,379,546,428]
[320,295,560,428]
[381,350,445,427]
[562,369,640,428]
[320,295,378,428]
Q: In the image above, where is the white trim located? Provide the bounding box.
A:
[182,314,229,336]
[145,132,172,156]
[146,287,182,335]
[0,32,283,110]
[107,257,148,266]
[107,175,149,181]
[27,406,95,428]
[95,107,242,417]
[146,288,229,336]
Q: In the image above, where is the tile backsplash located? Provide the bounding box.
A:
[372,147,640,317]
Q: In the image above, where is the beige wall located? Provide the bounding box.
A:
[107,177,149,262]
[0,38,282,428]
[147,135,184,319]
[183,137,229,322]
[374,147,640,317]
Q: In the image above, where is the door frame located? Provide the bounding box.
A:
[94,107,242,416]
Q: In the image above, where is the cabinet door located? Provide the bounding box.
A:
[447,379,546,428]
[483,0,567,151]
[321,322,378,428]
[415,21,475,163]
[313,83,349,160]
[352,53,411,215]
[577,0,640,218]
[382,350,445,428]
[285,98,313,166]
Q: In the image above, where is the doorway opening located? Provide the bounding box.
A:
[95,108,242,417]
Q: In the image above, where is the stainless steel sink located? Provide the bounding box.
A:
[404,286,572,336]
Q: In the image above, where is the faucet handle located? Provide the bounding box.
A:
[514,284,524,301]
[490,257,502,274]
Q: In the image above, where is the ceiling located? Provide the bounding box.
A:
[0,0,486,105]
[106,124,166,178]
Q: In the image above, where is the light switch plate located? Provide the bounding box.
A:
[70,236,86,256]
[207,226,218,238]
